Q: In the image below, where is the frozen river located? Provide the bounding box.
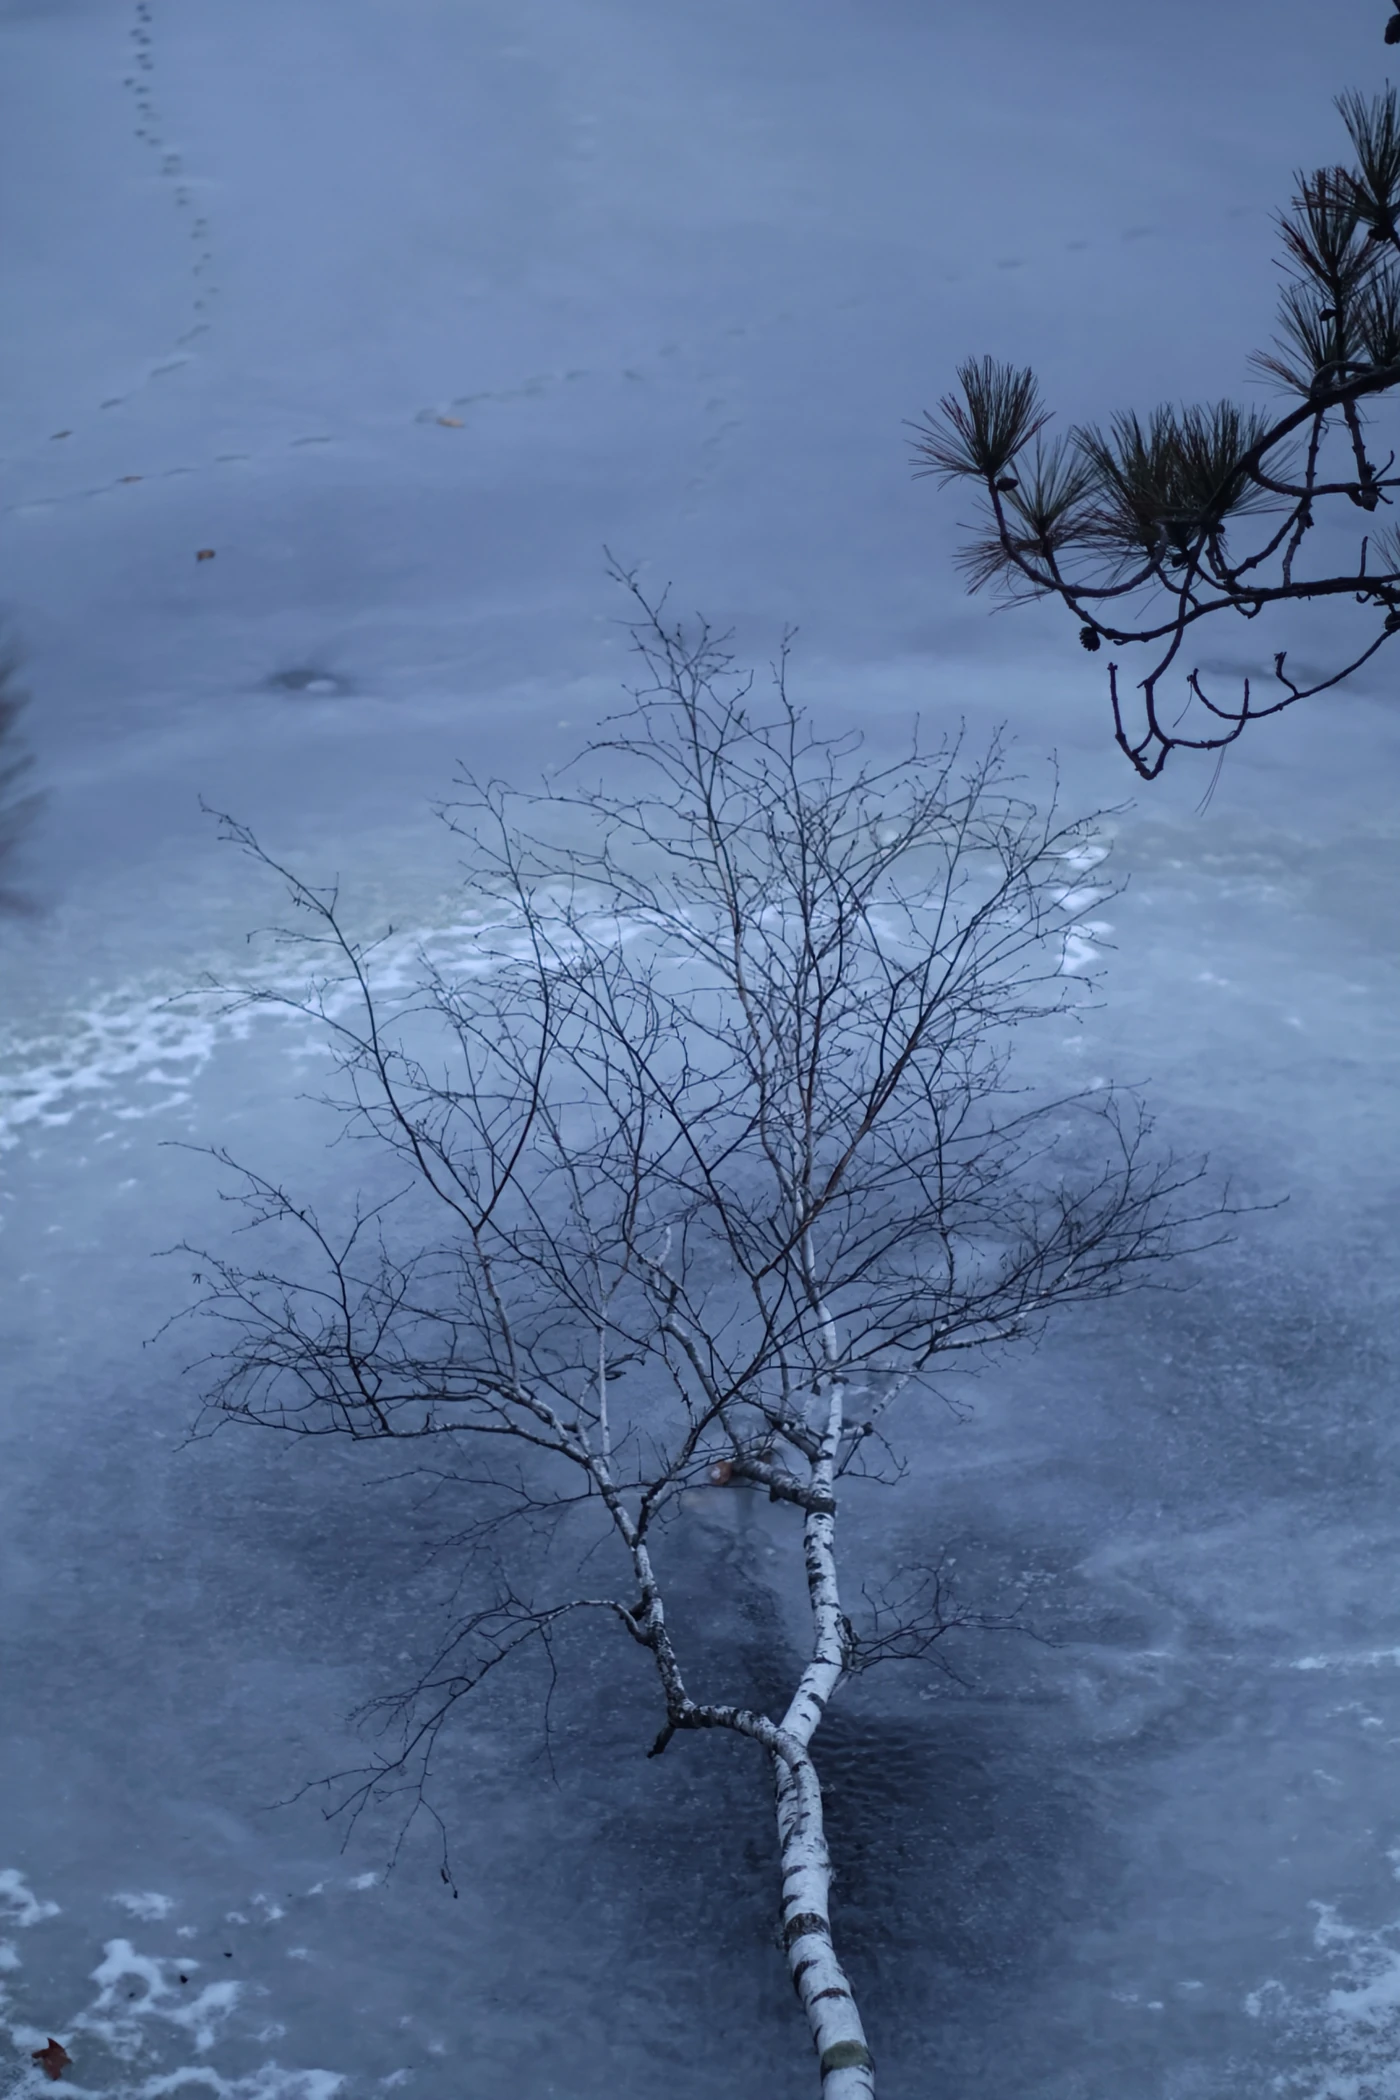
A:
[4,3,1400,2094]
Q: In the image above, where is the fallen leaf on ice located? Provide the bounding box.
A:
[32,2038,71,2080]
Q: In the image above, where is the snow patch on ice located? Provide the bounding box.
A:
[130,2071,341,2100]
[0,912,508,1148]
[0,1888,345,2100]
[1246,1890,1400,2097]
[113,1894,175,1923]
[0,1877,58,1930]
[6,2021,67,2055]
[0,982,236,1144]
[80,1941,238,2058]
[0,1900,342,2100]
[2,861,1119,1143]
[1,2052,342,2100]
[1054,885,1110,916]
[1060,925,1113,974]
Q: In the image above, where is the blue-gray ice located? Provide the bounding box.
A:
[3,3,1400,2094]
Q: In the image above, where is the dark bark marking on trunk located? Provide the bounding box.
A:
[820,2039,875,2076]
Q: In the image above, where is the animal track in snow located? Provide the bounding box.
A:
[19,0,222,465]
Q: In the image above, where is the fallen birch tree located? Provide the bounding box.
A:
[180,572,1223,2096]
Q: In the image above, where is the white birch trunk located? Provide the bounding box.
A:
[772,1378,876,2098]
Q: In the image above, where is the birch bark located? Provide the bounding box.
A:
[772,1378,876,2098]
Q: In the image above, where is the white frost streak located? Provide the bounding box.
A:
[1295,1647,1400,1672]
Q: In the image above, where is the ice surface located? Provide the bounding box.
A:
[4,1,1400,2094]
